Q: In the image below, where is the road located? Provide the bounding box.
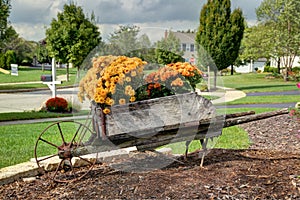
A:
[0,88,90,113]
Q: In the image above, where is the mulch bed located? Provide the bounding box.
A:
[0,114,300,199]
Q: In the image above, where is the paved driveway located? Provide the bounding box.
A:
[0,88,90,113]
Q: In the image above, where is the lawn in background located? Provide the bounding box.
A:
[0,66,77,90]
[220,73,297,93]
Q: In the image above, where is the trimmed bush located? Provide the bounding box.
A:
[5,50,17,69]
[45,97,69,112]
[0,53,7,69]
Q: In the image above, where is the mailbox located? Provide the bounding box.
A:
[41,75,52,82]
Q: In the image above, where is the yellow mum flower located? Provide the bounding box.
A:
[105,97,115,106]
[103,108,111,114]
[125,85,132,92]
[131,70,137,77]
[130,96,136,102]
[128,89,135,96]
[119,98,126,105]
[125,76,131,82]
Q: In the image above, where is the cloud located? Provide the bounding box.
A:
[9,0,263,41]
[93,0,202,24]
[10,0,67,24]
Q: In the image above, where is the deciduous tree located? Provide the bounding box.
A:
[46,3,101,81]
[256,0,300,81]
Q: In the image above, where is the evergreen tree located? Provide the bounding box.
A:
[196,0,245,88]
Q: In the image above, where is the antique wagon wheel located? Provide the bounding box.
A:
[34,120,98,183]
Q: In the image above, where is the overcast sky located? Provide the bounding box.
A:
[9,0,263,42]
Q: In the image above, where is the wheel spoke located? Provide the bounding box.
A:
[39,137,59,148]
[37,154,57,163]
[78,156,94,165]
[69,159,78,180]
[70,124,82,144]
[53,159,64,180]
[57,123,66,145]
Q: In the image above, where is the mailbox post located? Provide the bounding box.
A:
[42,58,62,97]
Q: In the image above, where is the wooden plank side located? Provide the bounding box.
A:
[102,93,217,137]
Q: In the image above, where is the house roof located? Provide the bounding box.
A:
[171,32,196,44]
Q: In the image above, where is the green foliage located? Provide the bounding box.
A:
[256,0,300,80]
[155,49,184,65]
[196,0,245,72]
[0,0,11,46]
[107,25,140,55]
[5,49,16,68]
[46,3,101,69]
[155,31,184,65]
[0,52,6,68]
[240,25,271,62]
[103,25,154,62]
[36,41,50,63]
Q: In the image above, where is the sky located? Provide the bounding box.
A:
[8,0,264,42]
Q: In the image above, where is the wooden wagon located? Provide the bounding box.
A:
[34,92,288,182]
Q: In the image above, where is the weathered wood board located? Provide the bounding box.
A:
[91,93,223,150]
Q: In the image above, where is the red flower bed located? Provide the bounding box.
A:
[45,97,68,112]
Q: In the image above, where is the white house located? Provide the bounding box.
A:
[166,31,197,64]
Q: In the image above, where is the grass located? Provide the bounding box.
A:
[217,107,278,114]
[0,66,77,83]
[163,126,250,155]
[0,110,89,122]
[0,121,80,169]
[220,73,298,93]
[225,95,299,105]
[0,66,78,90]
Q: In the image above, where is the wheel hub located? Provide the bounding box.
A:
[58,143,73,159]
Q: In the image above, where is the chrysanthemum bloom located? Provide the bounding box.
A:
[103,108,111,114]
[119,98,126,105]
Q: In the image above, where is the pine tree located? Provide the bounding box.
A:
[196,0,245,88]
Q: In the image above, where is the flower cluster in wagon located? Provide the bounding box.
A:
[78,55,204,114]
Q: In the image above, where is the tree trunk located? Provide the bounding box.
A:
[231,65,234,75]
[277,58,280,74]
[66,63,70,82]
[213,70,217,90]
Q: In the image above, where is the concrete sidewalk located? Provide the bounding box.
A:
[197,87,246,104]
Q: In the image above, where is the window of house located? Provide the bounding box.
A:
[182,43,187,52]
[190,44,195,52]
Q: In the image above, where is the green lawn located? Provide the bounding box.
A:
[0,121,80,169]
[225,95,299,105]
[0,66,77,90]
[0,110,89,122]
[220,73,298,93]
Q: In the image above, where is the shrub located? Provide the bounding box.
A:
[292,67,300,73]
[0,53,7,69]
[5,50,17,69]
[45,97,69,112]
